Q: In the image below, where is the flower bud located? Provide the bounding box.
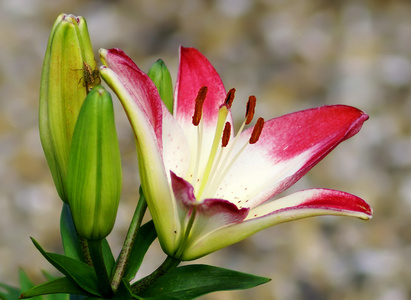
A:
[67,86,122,240]
[39,14,100,202]
[148,59,173,113]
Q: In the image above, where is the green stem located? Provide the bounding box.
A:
[131,256,181,295]
[111,190,148,292]
[88,239,113,298]
[174,207,197,259]
[79,237,93,267]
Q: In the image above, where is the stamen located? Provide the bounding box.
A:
[224,88,236,108]
[221,122,231,147]
[249,117,265,144]
[192,86,208,126]
[195,105,230,198]
[245,95,256,125]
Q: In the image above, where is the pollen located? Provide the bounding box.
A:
[224,88,236,108]
[249,117,264,144]
[245,95,256,125]
[192,86,208,126]
[222,122,231,147]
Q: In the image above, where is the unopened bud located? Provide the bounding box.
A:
[67,86,122,240]
[148,59,174,114]
[39,14,100,202]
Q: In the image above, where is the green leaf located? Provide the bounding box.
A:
[61,203,114,275]
[46,293,69,300]
[112,280,178,300]
[31,238,101,297]
[20,277,91,299]
[19,269,45,300]
[123,221,157,281]
[61,203,83,261]
[0,282,20,300]
[139,264,271,300]
[69,294,87,300]
[40,272,69,300]
[101,239,115,277]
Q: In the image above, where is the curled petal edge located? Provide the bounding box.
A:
[181,188,371,260]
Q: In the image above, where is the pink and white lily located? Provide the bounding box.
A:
[99,47,372,261]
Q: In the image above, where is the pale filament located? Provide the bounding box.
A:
[189,88,264,202]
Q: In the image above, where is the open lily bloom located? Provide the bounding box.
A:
[99,47,371,261]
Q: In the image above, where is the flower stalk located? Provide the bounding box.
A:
[87,239,113,298]
[110,189,148,292]
[131,256,181,295]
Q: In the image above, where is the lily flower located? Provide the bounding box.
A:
[99,47,371,261]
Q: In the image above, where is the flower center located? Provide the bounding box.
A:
[190,87,265,201]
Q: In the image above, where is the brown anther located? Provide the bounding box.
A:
[192,86,208,126]
[224,88,236,108]
[245,95,256,125]
[222,122,231,147]
[249,117,264,144]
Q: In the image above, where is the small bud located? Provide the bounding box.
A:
[39,14,100,202]
[67,86,122,240]
[148,59,174,114]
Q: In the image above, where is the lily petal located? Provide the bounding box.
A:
[100,48,164,148]
[170,171,249,258]
[99,48,182,253]
[182,189,371,260]
[175,47,228,127]
[210,105,369,209]
[175,47,234,182]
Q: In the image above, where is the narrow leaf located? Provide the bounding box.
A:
[40,271,68,300]
[20,277,91,299]
[60,203,83,261]
[0,282,20,300]
[19,269,45,300]
[69,294,87,300]
[31,238,101,297]
[102,239,115,277]
[139,265,270,300]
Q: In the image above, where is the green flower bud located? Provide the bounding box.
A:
[67,85,122,240]
[148,59,173,113]
[39,14,100,202]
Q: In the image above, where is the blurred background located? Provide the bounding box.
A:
[0,0,409,299]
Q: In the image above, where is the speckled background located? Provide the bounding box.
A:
[1,0,410,299]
